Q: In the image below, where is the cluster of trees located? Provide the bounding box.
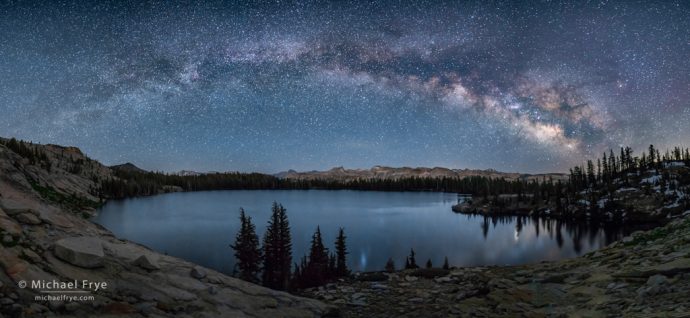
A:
[0,137,103,177]
[100,169,280,199]
[568,145,690,192]
[473,144,690,219]
[231,202,350,291]
[0,138,51,169]
[291,227,349,289]
[384,249,450,273]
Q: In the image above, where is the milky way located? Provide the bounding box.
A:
[1,1,688,173]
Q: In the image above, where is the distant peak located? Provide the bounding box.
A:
[110,162,147,173]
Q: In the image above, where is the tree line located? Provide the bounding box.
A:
[231,202,350,291]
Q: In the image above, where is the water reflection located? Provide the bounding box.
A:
[471,213,630,254]
[92,190,634,274]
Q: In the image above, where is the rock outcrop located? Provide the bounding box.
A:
[53,237,106,269]
[0,141,335,317]
[133,254,160,271]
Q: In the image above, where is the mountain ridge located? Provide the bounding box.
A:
[274,165,568,182]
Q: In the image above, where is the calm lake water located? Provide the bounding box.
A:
[92,190,630,274]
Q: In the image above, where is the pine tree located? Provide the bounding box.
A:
[609,150,616,176]
[405,249,418,269]
[334,227,349,277]
[425,258,433,269]
[230,208,262,283]
[301,226,329,288]
[442,256,450,270]
[586,160,595,186]
[262,202,292,290]
[602,152,609,183]
[328,252,336,278]
[385,258,396,273]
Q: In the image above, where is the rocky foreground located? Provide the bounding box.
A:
[304,214,690,317]
[0,142,334,317]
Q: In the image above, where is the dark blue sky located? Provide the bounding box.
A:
[1,1,688,173]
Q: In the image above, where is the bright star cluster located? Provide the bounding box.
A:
[1,1,688,173]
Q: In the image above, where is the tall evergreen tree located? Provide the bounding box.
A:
[602,152,609,183]
[405,248,418,269]
[328,252,337,278]
[230,208,262,283]
[301,226,330,288]
[334,227,349,277]
[262,202,292,290]
[586,160,595,186]
[442,256,450,270]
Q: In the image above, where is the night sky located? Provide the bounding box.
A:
[1,1,688,173]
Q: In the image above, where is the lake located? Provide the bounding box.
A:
[92,190,630,274]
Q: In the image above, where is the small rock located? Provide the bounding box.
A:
[408,297,424,303]
[339,286,355,293]
[404,275,418,282]
[646,274,668,287]
[133,302,156,315]
[0,298,14,305]
[64,302,81,312]
[208,285,218,295]
[53,236,104,268]
[191,266,207,279]
[28,303,48,313]
[2,234,13,245]
[9,304,23,315]
[15,213,41,225]
[434,276,453,283]
[622,236,634,243]
[48,301,64,311]
[351,292,366,300]
[371,283,388,290]
[133,254,161,270]
[102,302,136,314]
[348,299,366,307]
[22,249,42,263]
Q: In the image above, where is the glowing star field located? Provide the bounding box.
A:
[1,1,688,173]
